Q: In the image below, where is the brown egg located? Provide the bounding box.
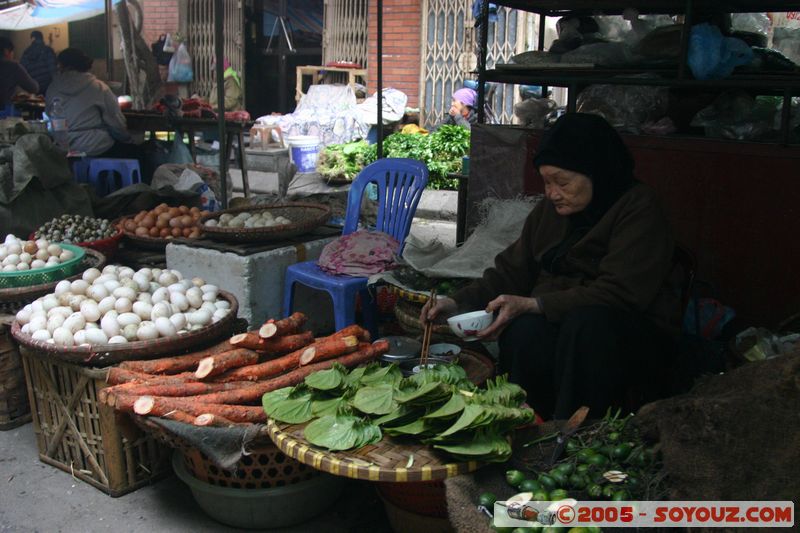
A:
[123,219,137,232]
[23,241,38,254]
[190,206,200,214]
[159,228,170,238]
[200,210,210,217]
[141,215,155,229]
[188,229,201,239]
[156,203,169,212]
[182,227,192,237]
[169,227,180,237]
[179,205,189,214]
[148,227,160,237]
[135,226,148,237]
[168,217,182,228]
[180,215,193,227]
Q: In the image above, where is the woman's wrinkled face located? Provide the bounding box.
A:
[540,165,593,216]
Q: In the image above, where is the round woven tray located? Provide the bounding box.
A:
[266,419,482,483]
[199,203,332,243]
[0,248,106,311]
[10,290,239,365]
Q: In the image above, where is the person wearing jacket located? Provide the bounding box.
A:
[422,113,678,420]
[0,37,39,108]
[439,87,477,129]
[45,48,136,158]
[20,31,56,95]
[209,58,242,112]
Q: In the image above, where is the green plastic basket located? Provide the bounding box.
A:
[0,244,86,289]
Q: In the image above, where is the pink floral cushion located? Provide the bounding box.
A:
[317,230,400,277]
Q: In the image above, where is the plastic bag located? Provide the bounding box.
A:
[690,92,779,141]
[163,33,176,53]
[688,23,754,80]
[577,80,668,133]
[167,43,194,83]
[731,13,770,37]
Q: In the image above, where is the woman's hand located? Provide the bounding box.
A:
[420,296,458,324]
[476,295,540,339]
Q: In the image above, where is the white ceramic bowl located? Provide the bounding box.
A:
[447,310,493,341]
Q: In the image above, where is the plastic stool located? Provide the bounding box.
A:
[87,158,142,196]
[71,158,90,183]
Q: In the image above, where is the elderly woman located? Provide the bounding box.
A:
[440,87,478,129]
[422,113,678,419]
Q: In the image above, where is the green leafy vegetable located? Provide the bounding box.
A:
[352,384,397,415]
[423,391,467,420]
[262,386,314,424]
[304,364,346,391]
[304,415,380,451]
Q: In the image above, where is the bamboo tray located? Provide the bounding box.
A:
[266,419,482,483]
[10,290,239,366]
[199,203,332,243]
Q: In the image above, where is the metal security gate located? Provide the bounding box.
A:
[186,0,245,104]
[323,0,369,67]
[420,0,526,127]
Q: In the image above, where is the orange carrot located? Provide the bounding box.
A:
[118,340,240,374]
[319,325,371,343]
[258,312,307,339]
[132,396,267,423]
[229,331,314,354]
[106,367,195,385]
[299,335,359,365]
[102,380,252,400]
[195,349,261,379]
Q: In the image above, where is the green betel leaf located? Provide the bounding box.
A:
[372,405,420,427]
[360,364,403,386]
[383,418,433,437]
[353,420,383,448]
[262,386,294,416]
[352,383,397,415]
[311,396,349,417]
[437,403,496,437]
[262,387,315,424]
[433,431,512,463]
[343,365,368,390]
[304,415,361,451]
[395,381,450,406]
[423,391,466,420]
[304,364,346,391]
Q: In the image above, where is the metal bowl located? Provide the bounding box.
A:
[398,357,451,377]
[378,335,421,363]
[428,343,461,362]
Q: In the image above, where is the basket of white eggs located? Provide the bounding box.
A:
[0,235,86,289]
[11,265,239,365]
[199,203,332,243]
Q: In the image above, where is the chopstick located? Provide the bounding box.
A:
[420,288,437,366]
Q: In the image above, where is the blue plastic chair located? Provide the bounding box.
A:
[85,158,142,196]
[282,158,429,339]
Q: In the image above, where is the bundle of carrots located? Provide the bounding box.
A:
[98,312,389,426]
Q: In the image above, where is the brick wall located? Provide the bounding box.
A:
[141,0,180,46]
[367,0,422,108]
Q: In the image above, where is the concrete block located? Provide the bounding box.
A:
[166,237,336,332]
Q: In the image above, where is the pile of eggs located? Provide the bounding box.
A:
[205,210,292,229]
[0,235,75,272]
[14,266,231,347]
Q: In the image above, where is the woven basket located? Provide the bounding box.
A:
[76,228,124,259]
[0,315,30,430]
[11,290,239,366]
[0,244,85,289]
[0,248,105,313]
[199,203,332,243]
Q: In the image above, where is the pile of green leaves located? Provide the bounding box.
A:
[315,126,471,190]
[262,362,534,463]
[316,140,377,181]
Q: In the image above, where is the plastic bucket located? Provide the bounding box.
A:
[286,135,320,173]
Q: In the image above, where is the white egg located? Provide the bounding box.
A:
[63,312,86,333]
[79,300,101,323]
[31,300,44,313]
[112,287,136,301]
[158,272,179,286]
[52,327,74,346]
[59,250,74,262]
[150,302,171,320]
[117,312,141,328]
[170,304,183,315]
[85,322,99,329]
[167,282,186,294]
[170,269,184,280]
[179,279,194,290]
[4,253,19,265]
[46,243,61,256]
[136,268,153,281]
[132,273,150,292]
[0,246,6,261]
[68,294,88,312]
[92,274,113,285]
[46,314,66,333]
[188,309,212,327]
[148,282,161,293]
[31,329,51,342]
[136,293,152,306]
[136,323,159,341]
[154,316,177,337]
[191,277,205,287]
[102,265,118,275]
[131,301,153,321]
[31,259,46,269]
[151,268,163,280]
[108,336,128,344]
[85,328,109,345]
[48,306,72,319]
[57,292,72,307]
[34,237,47,248]
[168,312,186,331]
[184,287,203,308]
[212,309,229,322]
[200,284,218,294]
[46,256,60,266]
[170,292,189,312]
[73,330,87,345]
[21,324,30,334]
[2,264,14,272]
[200,302,217,314]
[29,315,47,333]
[122,323,139,341]
[119,279,138,292]
[86,284,109,302]
[19,252,32,264]
[215,300,231,310]
[16,263,30,271]
[201,289,219,302]
[103,280,121,293]
[82,267,102,283]
[35,249,49,261]
[114,297,133,314]
[101,312,120,338]
[118,267,135,279]
[98,295,116,315]
[42,295,59,312]
[15,306,32,324]
[70,279,89,295]
[7,243,22,255]
[151,287,169,304]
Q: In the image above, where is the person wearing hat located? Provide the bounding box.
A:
[20,31,56,95]
[421,113,678,419]
[440,87,478,129]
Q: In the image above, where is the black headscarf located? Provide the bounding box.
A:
[532,113,636,272]
[533,113,635,222]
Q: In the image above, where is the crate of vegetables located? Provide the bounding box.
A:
[119,204,207,250]
[33,215,123,259]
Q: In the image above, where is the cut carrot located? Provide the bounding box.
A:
[299,335,359,365]
[132,395,267,423]
[229,331,313,354]
[194,349,260,379]
[102,380,252,400]
[258,312,307,339]
[319,325,371,343]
